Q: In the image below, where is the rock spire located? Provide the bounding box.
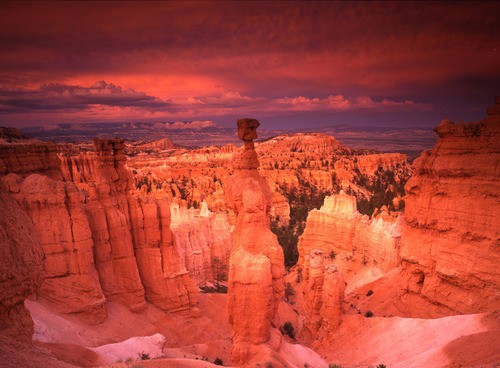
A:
[225,118,285,366]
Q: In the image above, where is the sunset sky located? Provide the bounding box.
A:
[0,1,499,129]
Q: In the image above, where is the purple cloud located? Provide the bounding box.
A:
[0,81,173,114]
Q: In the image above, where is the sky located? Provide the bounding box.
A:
[0,1,499,129]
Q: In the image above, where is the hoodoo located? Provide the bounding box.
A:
[225,119,285,366]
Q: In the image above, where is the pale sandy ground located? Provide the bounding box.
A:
[26,293,328,368]
[27,294,233,367]
[286,267,500,368]
[23,283,500,368]
[320,312,500,368]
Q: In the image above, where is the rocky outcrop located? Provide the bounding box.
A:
[0,127,27,140]
[225,119,285,366]
[0,142,77,179]
[126,132,410,227]
[298,192,402,274]
[270,190,290,225]
[0,183,44,341]
[127,193,199,314]
[170,201,232,287]
[2,173,107,323]
[0,138,200,322]
[301,250,345,341]
[256,133,346,155]
[399,99,500,315]
[297,192,399,341]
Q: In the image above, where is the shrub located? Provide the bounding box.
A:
[364,310,374,318]
[366,289,374,296]
[214,357,223,365]
[139,352,150,360]
[329,364,342,368]
[284,282,295,301]
[376,365,387,368]
[329,251,336,260]
[282,321,295,339]
[212,257,228,293]
[296,268,303,283]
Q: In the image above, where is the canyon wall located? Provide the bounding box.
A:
[225,119,285,366]
[297,99,500,336]
[0,183,44,341]
[298,192,401,274]
[170,201,232,287]
[297,192,400,338]
[127,132,411,223]
[0,138,199,322]
[398,99,500,315]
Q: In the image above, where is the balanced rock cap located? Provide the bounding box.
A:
[237,118,260,141]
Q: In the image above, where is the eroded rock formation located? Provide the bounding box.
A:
[398,98,500,315]
[301,250,345,342]
[297,192,399,340]
[298,192,402,274]
[170,201,232,287]
[0,183,44,341]
[0,138,199,322]
[225,118,285,366]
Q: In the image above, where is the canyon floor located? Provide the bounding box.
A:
[14,282,500,368]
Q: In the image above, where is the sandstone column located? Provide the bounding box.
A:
[225,119,285,366]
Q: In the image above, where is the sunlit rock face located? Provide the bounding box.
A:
[399,99,500,315]
[0,182,44,342]
[298,192,402,275]
[2,172,108,323]
[0,138,199,322]
[170,200,232,287]
[301,250,345,341]
[297,192,400,341]
[225,118,285,366]
[127,131,410,228]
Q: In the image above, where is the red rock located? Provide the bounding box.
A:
[225,119,285,366]
[298,192,402,274]
[399,100,500,315]
[0,183,44,341]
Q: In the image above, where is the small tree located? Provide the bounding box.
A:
[284,282,295,302]
[214,357,223,365]
[282,321,295,339]
[212,257,228,293]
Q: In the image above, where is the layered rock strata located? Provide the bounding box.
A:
[297,192,398,339]
[225,118,285,366]
[170,201,232,286]
[0,183,44,341]
[399,98,500,315]
[301,250,345,341]
[0,138,199,322]
[298,192,402,274]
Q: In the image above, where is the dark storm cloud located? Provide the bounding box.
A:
[0,81,172,113]
[0,1,498,127]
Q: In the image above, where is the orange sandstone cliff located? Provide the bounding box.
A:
[170,200,232,287]
[294,100,499,351]
[297,192,400,340]
[398,98,500,316]
[0,183,44,341]
[225,119,286,366]
[0,138,199,322]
